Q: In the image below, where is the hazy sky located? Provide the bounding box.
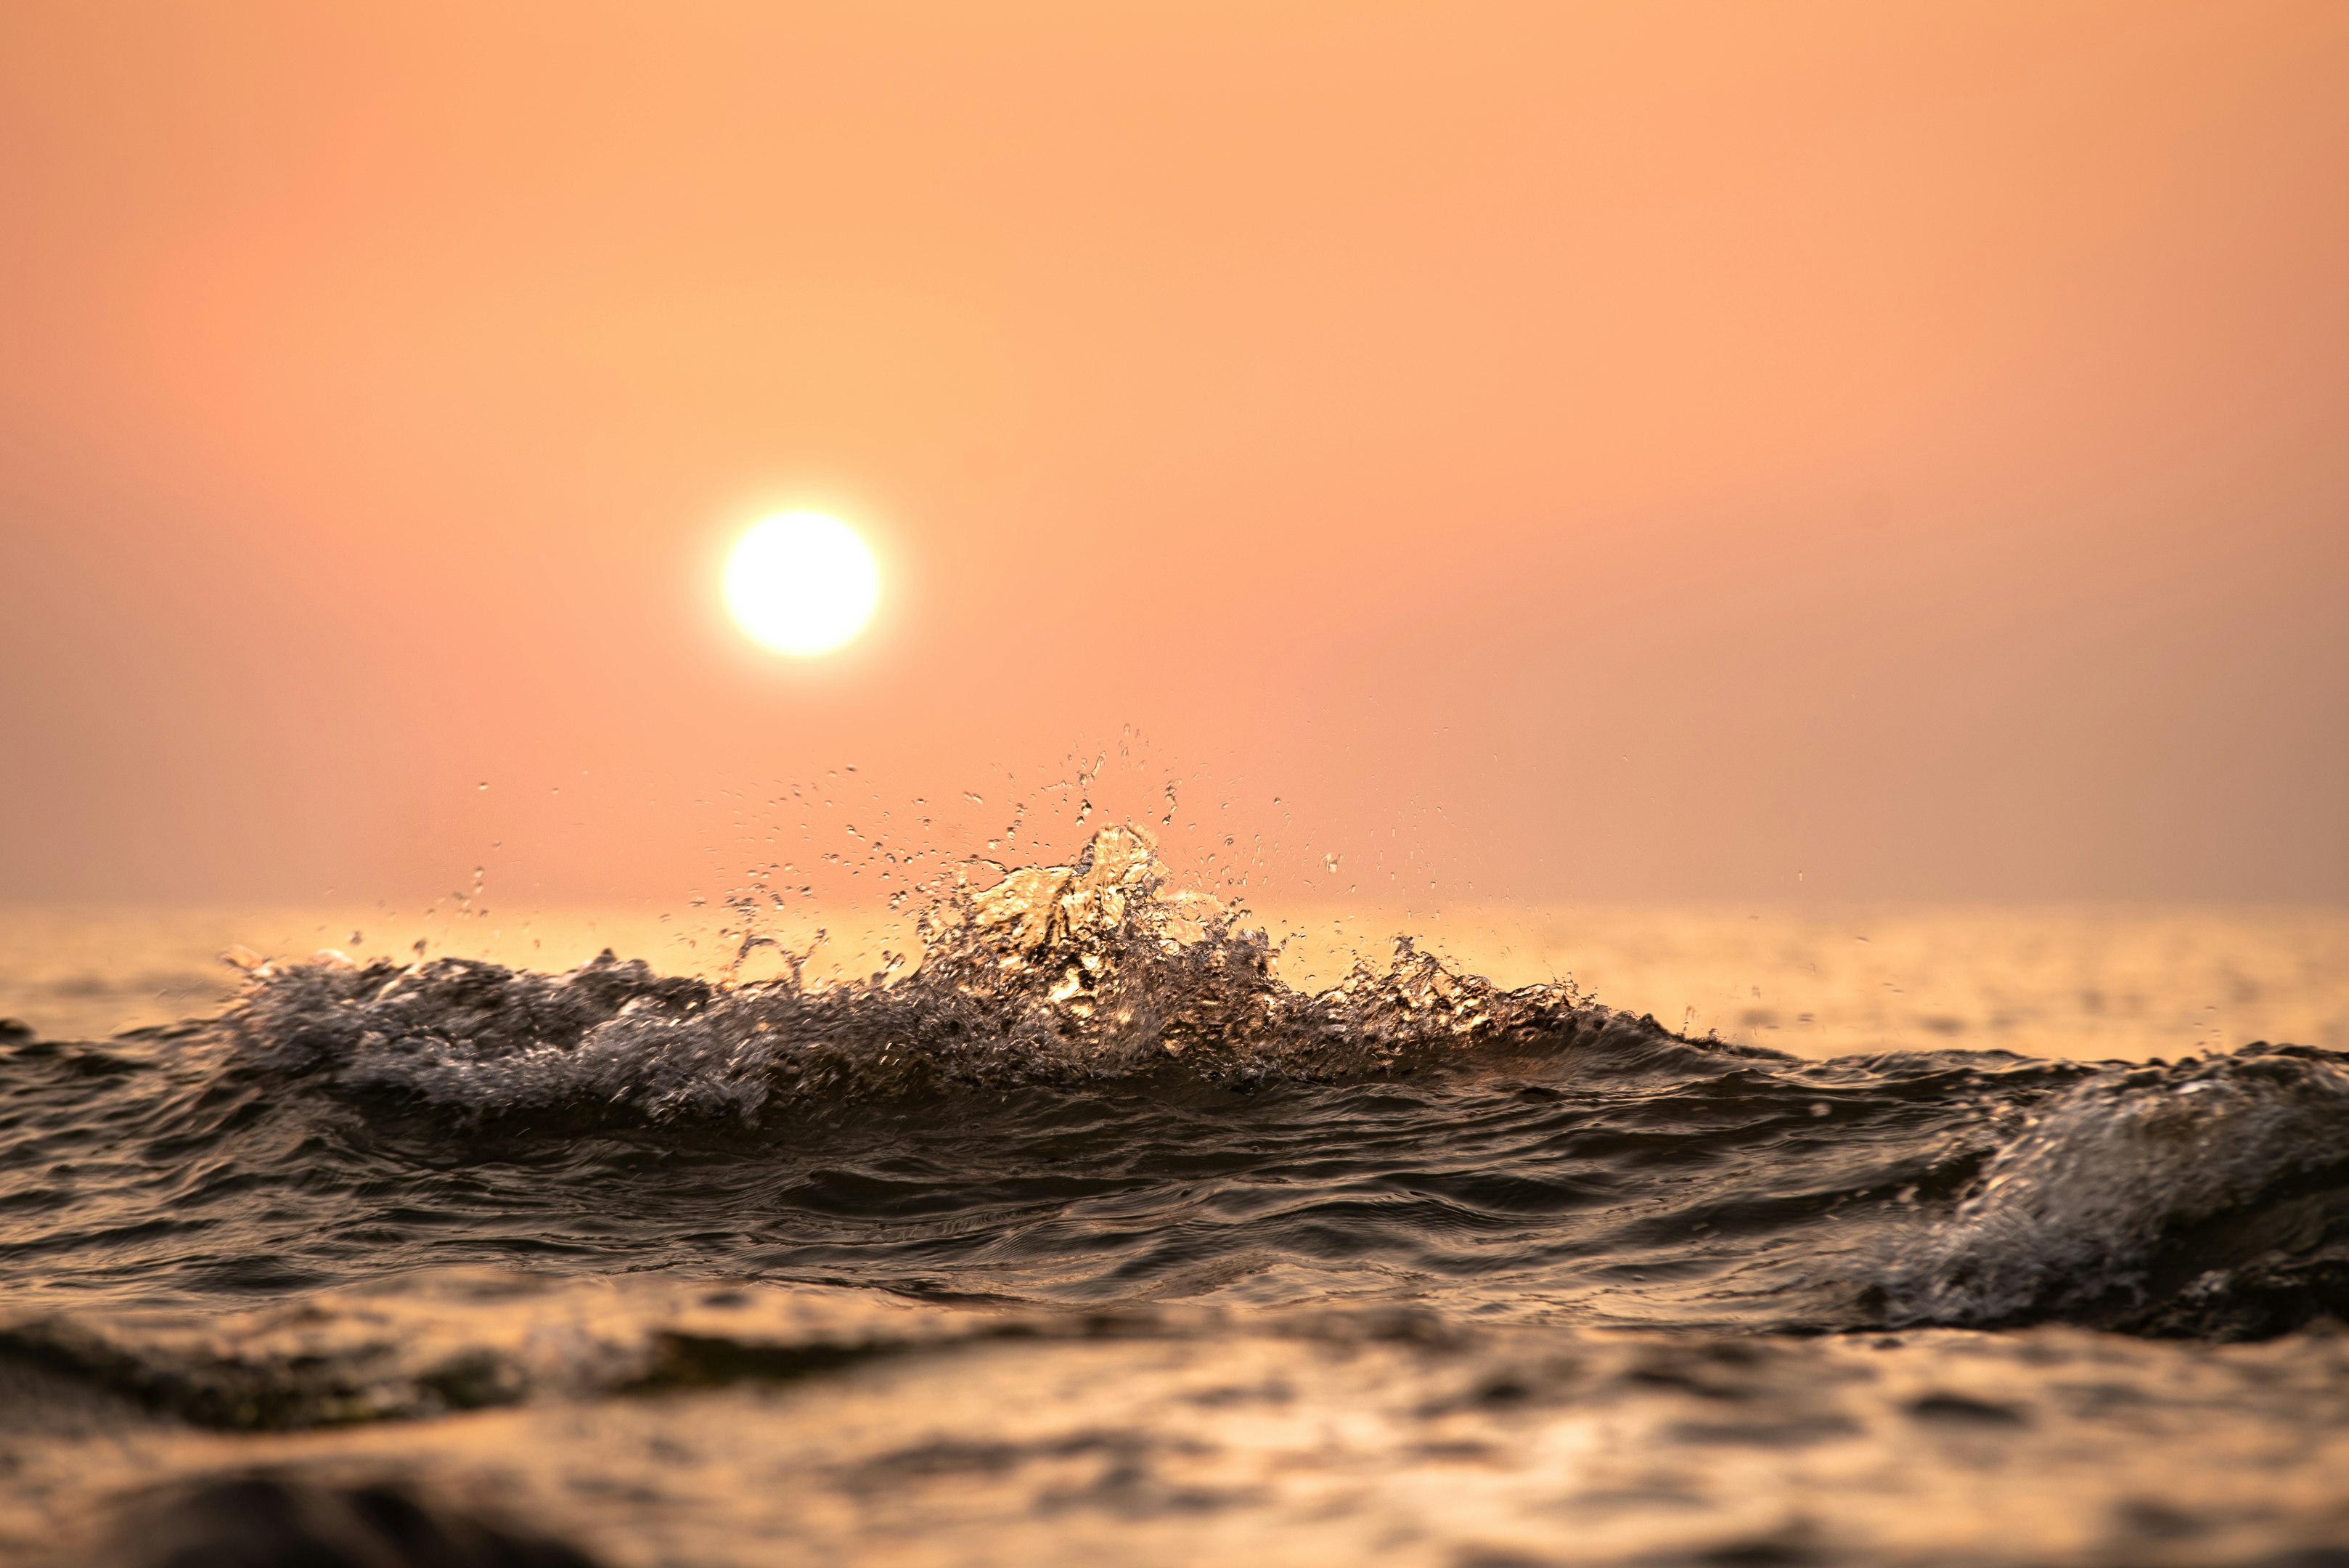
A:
[3,1,2345,908]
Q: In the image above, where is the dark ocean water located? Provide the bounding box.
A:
[8,828,2349,1565]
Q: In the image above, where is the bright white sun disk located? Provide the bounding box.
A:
[724,511,881,656]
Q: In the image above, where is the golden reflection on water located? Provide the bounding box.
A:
[15,1271,2349,1568]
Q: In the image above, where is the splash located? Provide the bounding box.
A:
[218,825,1641,1126]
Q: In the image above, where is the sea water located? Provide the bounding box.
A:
[6,828,2349,1565]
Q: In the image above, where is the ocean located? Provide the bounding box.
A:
[6,825,2349,1566]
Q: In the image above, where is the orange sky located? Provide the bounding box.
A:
[2,1,2345,907]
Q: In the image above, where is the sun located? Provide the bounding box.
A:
[723,510,881,656]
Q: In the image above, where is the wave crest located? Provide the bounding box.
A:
[218,825,1670,1125]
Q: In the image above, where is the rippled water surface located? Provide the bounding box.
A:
[7,830,2349,1565]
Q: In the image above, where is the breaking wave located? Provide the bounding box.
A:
[219,825,1728,1125]
[1875,1046,2349,1337]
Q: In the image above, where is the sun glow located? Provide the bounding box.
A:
[723,511,881,656]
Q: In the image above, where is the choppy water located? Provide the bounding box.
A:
[7,827,2349,1566]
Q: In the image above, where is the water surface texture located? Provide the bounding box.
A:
[7,828,2349,1565]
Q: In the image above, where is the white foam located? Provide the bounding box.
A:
[1882,1049,2349,1323]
